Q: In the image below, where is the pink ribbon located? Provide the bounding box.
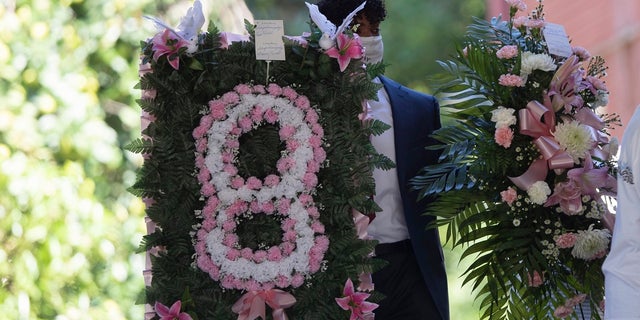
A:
[510,101,574,190]
[518,101,555,138]
[232,289,296,320]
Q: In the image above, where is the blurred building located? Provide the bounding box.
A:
[487,0,640,139]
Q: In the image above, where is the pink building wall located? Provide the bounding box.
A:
[487,0,640,139]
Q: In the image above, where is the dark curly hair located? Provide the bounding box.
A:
[316,0,386,27]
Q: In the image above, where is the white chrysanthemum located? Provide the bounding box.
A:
[490,106,517,128]
[520,51,557,80]
[527,181,551,205]
[553,120,595,163]
[571,226,611,260]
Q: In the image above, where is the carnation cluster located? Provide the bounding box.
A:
[193,83,329,291]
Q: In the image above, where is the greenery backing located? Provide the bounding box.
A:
[412,4,618,320]
[127,17,390,320]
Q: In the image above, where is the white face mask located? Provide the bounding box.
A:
[359,35,384,64]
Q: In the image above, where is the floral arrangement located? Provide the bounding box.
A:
[128,1,387,319]
[412,1,619,319]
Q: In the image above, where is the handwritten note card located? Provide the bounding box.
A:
[543,23,573,58]
[255,20,285,61]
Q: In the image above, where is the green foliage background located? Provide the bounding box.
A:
[0,0,483,319]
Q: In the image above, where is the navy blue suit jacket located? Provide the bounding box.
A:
[379,76,449,320]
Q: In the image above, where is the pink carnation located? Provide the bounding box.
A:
[282,218,297,231]
[307,206,320,218]
[226,248,241,261]
[526,271,544,287]
[252,84,266,94]
[197,167,211,182]
[282,242,295,255]
[196,138,208,153]
[291,274,305,288]
[277,157,295,173]
[295,96,311,110]
[223,164,238,176]
[193,125,208,139]
[311,221,325,233]
[307,160,320,173]
[278,199,291,215]
[282,86,298,100]
[513,16,528,28]
[230,124,242,136]
[264,174,280,187]
[250,201,262,213]
[238,116,253,132]
[494,126,514,148]
[276,275,289,288]
[500,187,517,205]
[309,135,322,148]
[201,183,215,197]
[267,83,283,96]
[496,45,519,59]
[221,151,234,163]
[279,125,296,140]
[525,19,545,29]
[231,177,245,189]
[312,123,324,136]
[246,176,262,190]
[299,194,313,206]
[267,246,283,261]
[251,105,264,122]
[225,139,240,149]
[305,109,319,123]
[222,220,236,231]
[565,294,587,308]
[195,154,206,167]
[253,250,267,263]
[223,233,239,247]
[222,91,240,104]
[303,172,318,189]
[234,84,252,94]
[283,230,298,242]
[261,202,275,214]
[553,305,573,318]
[555,233,577,248]
[264,109,278,124]
[286,140,300,152]
[313,148,327,163]
[498,74,526,87]
[240,248,253,260]
[505,0,526,11]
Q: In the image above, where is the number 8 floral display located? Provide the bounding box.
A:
[130,1,386,319]
[193,83,329,291]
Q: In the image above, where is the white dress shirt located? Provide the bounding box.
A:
[366,78,410,244]
[602,105,640,319]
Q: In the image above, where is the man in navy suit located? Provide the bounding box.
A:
[317,1,449,319]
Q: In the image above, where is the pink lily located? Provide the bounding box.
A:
[544,180,584,215]
[155,300,193,320]
[152,29,190,70]
[335,278,378,320]
[566,154,616,197]
[547,55,584,113]
[325,33,363,72]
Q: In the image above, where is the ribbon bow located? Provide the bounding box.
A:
[509,101,574,190]
[232,289,296,320]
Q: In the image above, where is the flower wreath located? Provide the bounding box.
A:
[193,83,329,291]
[131,1,386,319]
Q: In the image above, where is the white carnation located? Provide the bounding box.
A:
[490,106,517,128]
[553,120,595,163]
[527,181,551,205]
[571,226,611,260]
[520,51,557,80]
